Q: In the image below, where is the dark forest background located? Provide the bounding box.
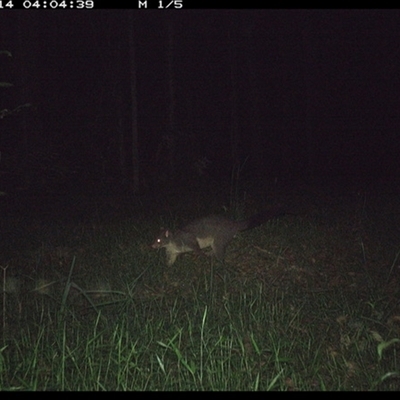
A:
[1,9,400,198]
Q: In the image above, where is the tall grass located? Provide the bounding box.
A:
[0,188,400,390]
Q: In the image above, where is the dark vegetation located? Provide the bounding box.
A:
[1,10,400,390]
[1,180,399,390]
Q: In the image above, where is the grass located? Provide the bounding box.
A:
[1,184,400,390]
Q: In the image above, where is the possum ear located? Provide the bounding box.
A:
[165,230,170,237]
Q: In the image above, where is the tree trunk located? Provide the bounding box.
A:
[229,18,240,166]
[166,18,176,180]
[128,11,140,193]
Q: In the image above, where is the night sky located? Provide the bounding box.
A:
[1,9,400,194]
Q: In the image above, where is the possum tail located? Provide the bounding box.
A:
[239,206,285,231]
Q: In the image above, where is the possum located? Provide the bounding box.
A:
[152,207,283,266]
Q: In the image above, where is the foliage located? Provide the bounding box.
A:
[0,187,400,390]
